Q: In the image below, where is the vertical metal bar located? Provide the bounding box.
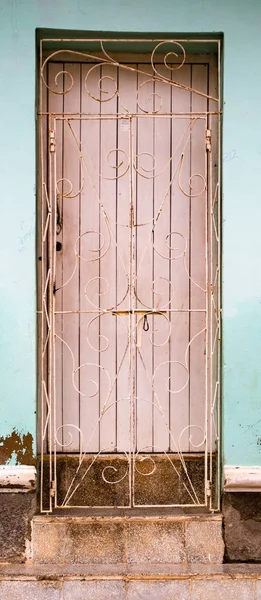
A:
[98,66,101,453]
[188,67,192,450]
[39,41,43,119]
[47,114,55,511]
[40,43,50,513]
[61,76,65,452]
[134,66,138,466]
[168,99,173,452]
[39,48,44,511]
[208,114,213,508]
[115,67,119,451]
[78,67,82,458]
[217,41,221,509]
[40,136,45,513]
[206,69,210,507]
[52,118,58,508]
[129,116,136,507]
[152,84,155,452]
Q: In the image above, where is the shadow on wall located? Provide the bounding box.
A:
[0,429,35,465]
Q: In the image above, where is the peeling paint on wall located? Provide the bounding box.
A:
[0,429,35,465]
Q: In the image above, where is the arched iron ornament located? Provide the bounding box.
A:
[38,37,221,513]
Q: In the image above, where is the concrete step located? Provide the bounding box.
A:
[1,564,261,599]
[32,514,224,565]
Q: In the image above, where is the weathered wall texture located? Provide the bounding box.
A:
[223,493,261,562]
[0,430,35,465]
[0,0,261,468]
[0,493,36,562]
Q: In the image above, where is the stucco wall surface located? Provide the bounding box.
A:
[0,0,261,465]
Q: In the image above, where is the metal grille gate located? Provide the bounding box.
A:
[38,38,221,512]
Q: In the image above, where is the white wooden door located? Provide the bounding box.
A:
[47,60,209,455]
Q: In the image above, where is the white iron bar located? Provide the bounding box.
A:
[40,122,52,512]
[216,100,221,510]
[54,309,207,314]
[41,38,222,43]
[39,112,222,117]
[204,112,209,506]
[47,114,55,509]
[206,112,212,505]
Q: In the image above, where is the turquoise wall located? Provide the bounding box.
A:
[0,0,261,466]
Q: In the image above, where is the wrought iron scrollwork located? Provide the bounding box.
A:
[39,36,221,511]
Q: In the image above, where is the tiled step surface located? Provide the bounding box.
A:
[1,565,261,600]
[32,514,224,565]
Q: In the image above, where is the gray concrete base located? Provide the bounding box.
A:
[1,564,261,599]
[0,492,36,562]
[32,514,224,565]
[223,492,261,562]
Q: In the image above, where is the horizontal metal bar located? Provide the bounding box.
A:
[41,38,221,43]
[39,112,220,118]
[53,309,207,314]
[44,55,218,67]
[56,502,207,509]
[112,310,167,315]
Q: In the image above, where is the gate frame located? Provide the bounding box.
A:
[37,35,222,513]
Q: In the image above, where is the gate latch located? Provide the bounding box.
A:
[206,129,212,152]
[49,130,56,153]
[50,480,55,498]
[143,314,149,331]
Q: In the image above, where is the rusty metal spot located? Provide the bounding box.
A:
[0,429,35,465]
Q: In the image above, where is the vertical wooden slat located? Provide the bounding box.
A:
[47,63,64,452]
[189,64,208,451]
[62,63,81,452]
[116,65,137,452]
[170,66,191,452]
[80,64,101,452]
[135,65,154,452]
[38,63,48,456]
[153,64,171,451]
[208,60,219,455]
[99,64,118,451]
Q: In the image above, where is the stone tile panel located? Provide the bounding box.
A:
[191,579,256,600]
[186,519,224,563]
[127,580,190,599]
[0,582,62,600]
[126,520,186,563]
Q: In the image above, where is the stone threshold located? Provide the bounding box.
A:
[1,563,261,580]
[33,512,222,522]
[31,513,224,565]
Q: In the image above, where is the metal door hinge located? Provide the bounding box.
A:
[206,129,212,152]
[206,480,211,497]
[50,480,55,497]
[49,130,56,153]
